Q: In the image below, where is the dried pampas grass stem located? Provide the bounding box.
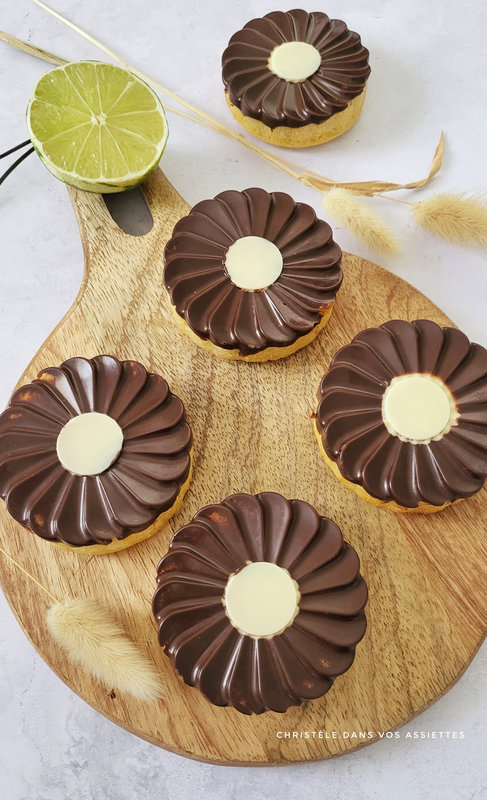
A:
[0,545,163,701]
[412,193,487,246]
[323,188,401,255]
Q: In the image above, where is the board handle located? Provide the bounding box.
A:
[67,168,190,290]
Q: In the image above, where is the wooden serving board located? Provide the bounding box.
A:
[0,169,486,765]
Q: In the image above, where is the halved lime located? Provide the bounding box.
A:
[27,61,168,193]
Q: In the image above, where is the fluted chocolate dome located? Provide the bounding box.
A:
[316,320,487,509]
[222,10,370,129]
[153,492,367,714]
[164,187,342,358]
[0,355,192,547]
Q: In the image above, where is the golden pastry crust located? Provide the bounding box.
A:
[313,420,461,515]
[169,300,334,362]
[225,90,366,148]
[54,450,193,555]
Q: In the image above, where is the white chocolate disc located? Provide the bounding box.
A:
[268,41,321,83]
[381,373,458,443]
[56,412,124,476]
[223,561,300,638]
[224,235,283,290]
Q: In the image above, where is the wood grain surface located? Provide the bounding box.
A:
[0,169,486,765]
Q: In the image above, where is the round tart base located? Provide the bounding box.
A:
[169,300,334,362]
[225,90,366,148]
[54,450,193,555]
[313,420,459,515]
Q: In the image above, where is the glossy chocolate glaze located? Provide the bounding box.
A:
[222,9,370,129]
[153,492,367,715]
[164,187,342,356]
[316,320,487,508]
[0,355,192,547]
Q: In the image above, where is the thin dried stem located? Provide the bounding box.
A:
[0,545,61,604]
[375,193,412,205]
[300,133,444,195]
[32,0,122,63]
[0,30,66,65]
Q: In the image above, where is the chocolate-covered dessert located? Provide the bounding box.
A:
[222,10,370,147]
[0,355,193,553]
[315,320,487,513]
[164,187,342,361]
[153,492,367,714]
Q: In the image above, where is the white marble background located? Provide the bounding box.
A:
[0,0,486,797]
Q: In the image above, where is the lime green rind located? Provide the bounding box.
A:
[35,148,166,193]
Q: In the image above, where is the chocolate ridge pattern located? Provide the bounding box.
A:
[164,187,342,356]
[316,320,487,508]
[222,9,370,129]
[0,355,192,547]
[153,492,367,715]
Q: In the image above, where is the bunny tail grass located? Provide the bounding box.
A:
[323,188,401,255]
[412,193,487,247]
[46,598,163,701]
